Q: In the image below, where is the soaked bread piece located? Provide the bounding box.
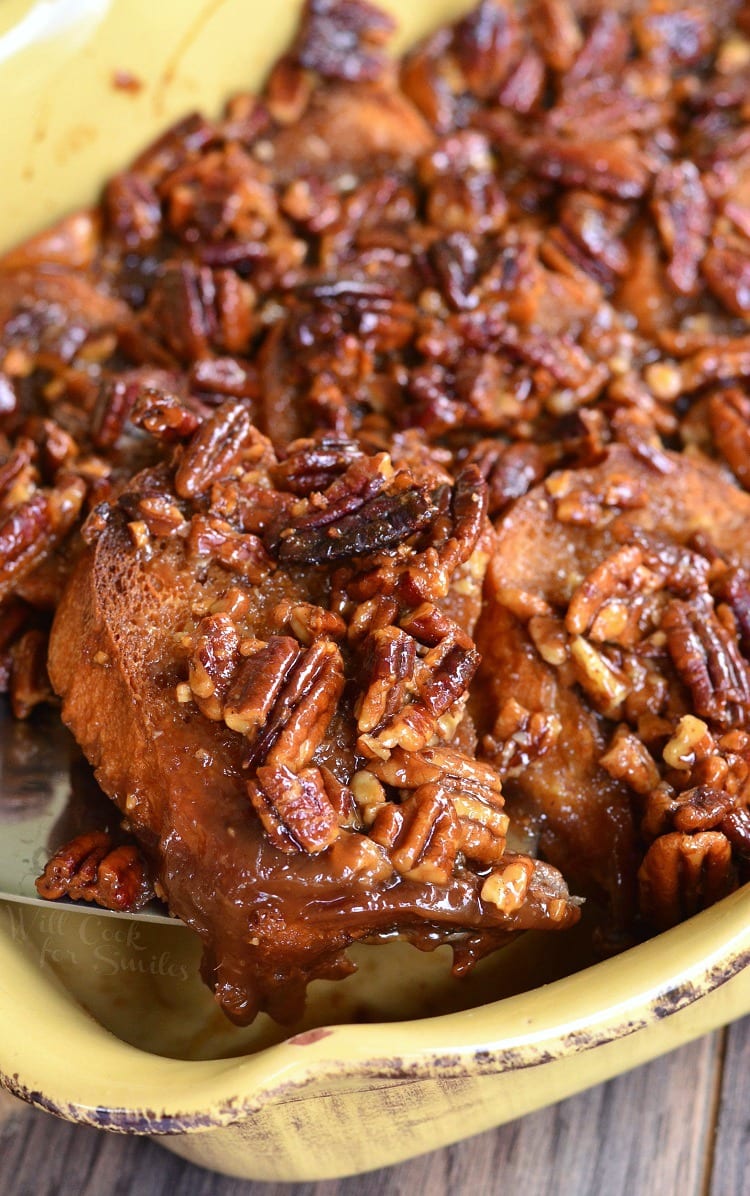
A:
[475,446,750,937]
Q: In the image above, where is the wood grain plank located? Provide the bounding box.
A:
[708,1014,750,1196]
[0,1032,722,1196]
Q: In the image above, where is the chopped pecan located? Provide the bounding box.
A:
[103,172,162,250]
[600,725,660,797]
[133,493,187,537]
[481,857,536,914]
[394,465,488,606]
[0,599,32,691]
[721,807,750,859]
[546,467,646,526]
[0,438,37,508]
[486,697,562,780]
[187,613,241,721]
[276,601,346,645]
[247,764,340,854]
[466,439,549,517]
[93,371,189,449]
[671,786,738,834]
[187,515,272,581]
[679,336,750,394]
[265,55,314,125]
[702,241,750,318]
[566,545,656,644]
[638,830,735,930]
[713,565,750,656]
[662,714,715,772]
[190,357,259,400]
[271,436,364,495]
[36,831,153,912]
[569,636,630,718]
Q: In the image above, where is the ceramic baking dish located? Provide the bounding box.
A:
[1,0,750,1181]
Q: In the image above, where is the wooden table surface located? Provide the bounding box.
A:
[1,1014,748,1196]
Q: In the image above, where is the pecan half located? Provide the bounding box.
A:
[9,628,54,719]
[652,161,710,297]
[36,831,153,912]
[227,638,346,773]
[638,830,735,930]
[175,401,256,498]
[370,787,461,884]
[277,475,438,565]
[295,0,396,83]
[663,595,750,728]
[0,478,85,604]
[247,764,340,854]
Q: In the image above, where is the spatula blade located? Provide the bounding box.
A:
[0,703,174,925]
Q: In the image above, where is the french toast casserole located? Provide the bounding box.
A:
[2,0,750,1023]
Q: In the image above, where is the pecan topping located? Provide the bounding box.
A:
[708,389,750,490]
[0,478,85,604]
[358,605,479,758]
[187,515,272,581]
[224,636,301,734]
[369,746,508,865]
[130,387,201,443]
[35,831,153,912]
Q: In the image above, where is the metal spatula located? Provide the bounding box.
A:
[0,704,173,925]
